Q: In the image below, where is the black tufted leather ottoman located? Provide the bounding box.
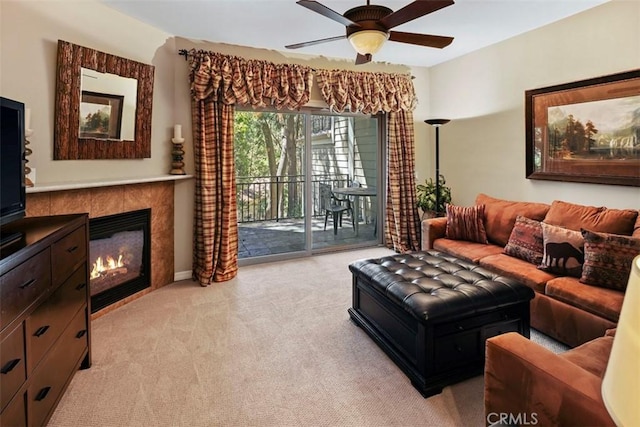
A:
[348,250,534,397]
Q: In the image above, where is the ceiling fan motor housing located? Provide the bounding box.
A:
[344,5,392,36]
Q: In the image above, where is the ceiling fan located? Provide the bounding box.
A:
[285,0,455,65]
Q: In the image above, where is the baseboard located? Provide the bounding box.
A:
[174,270,192,282]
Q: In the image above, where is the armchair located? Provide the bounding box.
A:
[484,331,615,426]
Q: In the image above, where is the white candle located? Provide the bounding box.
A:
[25,108,31,130]
[174,124,182,140]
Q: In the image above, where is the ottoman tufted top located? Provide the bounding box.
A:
[349,250,534,322]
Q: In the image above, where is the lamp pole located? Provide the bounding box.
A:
[424,119,450,216]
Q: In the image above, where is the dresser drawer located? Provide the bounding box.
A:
[0,249,51,330]
[27,267,87,373]
[27,309,88,427]
[51,226,86,286]
[1,323,26,411]
[0,391,26,427]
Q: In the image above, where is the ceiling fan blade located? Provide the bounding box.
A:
[285,35,346,49]
[389,31,454,48]
[379,0,454,30]
[355,53,372,65]
[296,0,359,27]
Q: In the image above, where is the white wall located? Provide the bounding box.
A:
[424,0,640,209]
[0,0,189,268]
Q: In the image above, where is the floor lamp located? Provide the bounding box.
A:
[424,119,450,216]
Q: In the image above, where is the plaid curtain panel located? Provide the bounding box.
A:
[187,50,313,285]
[385,110,421,252]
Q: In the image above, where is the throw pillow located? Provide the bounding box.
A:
[445,204,488,244]
[539,223,584,277]
[504,216,544,265]
[580,229,640,291]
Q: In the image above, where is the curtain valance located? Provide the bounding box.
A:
[187,50,313,109]
[315,69,417,114]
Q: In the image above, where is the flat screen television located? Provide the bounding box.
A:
[1,96,27,235]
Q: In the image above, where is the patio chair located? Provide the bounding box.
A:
[319,183,354,235]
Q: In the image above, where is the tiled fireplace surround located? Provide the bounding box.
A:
[26,181,176,319]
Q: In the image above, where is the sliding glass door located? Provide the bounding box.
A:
[235,109,382,263]
[310,113,380,250]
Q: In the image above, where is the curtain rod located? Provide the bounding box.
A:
[176,49,415,79]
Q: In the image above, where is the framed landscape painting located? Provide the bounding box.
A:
[525,69,640,187]
[79,91,124,139]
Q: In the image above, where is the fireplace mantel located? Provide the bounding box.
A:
[27,174,193,193]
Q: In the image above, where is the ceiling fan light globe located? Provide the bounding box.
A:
[348,30,389,55]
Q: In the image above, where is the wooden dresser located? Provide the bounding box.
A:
[0,214,91,427]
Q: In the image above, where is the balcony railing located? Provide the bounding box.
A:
[237,174,349,223]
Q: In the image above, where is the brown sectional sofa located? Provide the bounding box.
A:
[421,193,640,347]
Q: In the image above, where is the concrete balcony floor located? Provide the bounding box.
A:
[238,217,378,258]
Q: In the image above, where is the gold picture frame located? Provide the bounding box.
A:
[525,69,640,187]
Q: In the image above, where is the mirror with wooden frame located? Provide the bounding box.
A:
[54,40,154,159]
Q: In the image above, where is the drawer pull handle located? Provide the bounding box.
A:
[76,282,87,290]
[456,325,464,331]
[76,330,87,339]
[34,325,50,337]
[1,358,21,374]
[35,386,52,401]
[19,279,36,289]
[455,345,463,353]
[67,245,79,253]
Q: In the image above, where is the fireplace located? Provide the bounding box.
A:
[89,209,151,313]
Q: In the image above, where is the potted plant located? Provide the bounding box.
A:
[416,175,452,218]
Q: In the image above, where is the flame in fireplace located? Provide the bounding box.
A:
[91,254,126,280]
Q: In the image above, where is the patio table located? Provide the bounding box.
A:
[332,187,376,236]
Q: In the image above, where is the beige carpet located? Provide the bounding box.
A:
[49,247,560,427]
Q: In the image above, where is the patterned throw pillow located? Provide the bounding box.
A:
[445,204,488,244]
[580,229,640,291]
[504,216,544,265]
[539,223,584,277]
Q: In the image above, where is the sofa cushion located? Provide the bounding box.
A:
[475,193,550,247]
[580,230,640,291]
[560,335,613,378]
[445,203,488,244]
[544,200,638,235]
[539,223,584,278]
[504,216,544,265]
[433,238,503,263]
[633,213,640,238]
[480,253,556,293]
[545,276,623,322]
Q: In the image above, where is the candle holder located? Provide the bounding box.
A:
[24,129,34,187]
[170,137,186,175]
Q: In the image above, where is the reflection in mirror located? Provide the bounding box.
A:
[80,68,137,141]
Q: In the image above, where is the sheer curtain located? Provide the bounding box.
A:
[316,69,421,252]
[187,51,313,285]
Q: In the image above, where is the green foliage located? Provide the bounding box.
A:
[416,175,451,214]
[234,111,274,178]
[81,110,110,133]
